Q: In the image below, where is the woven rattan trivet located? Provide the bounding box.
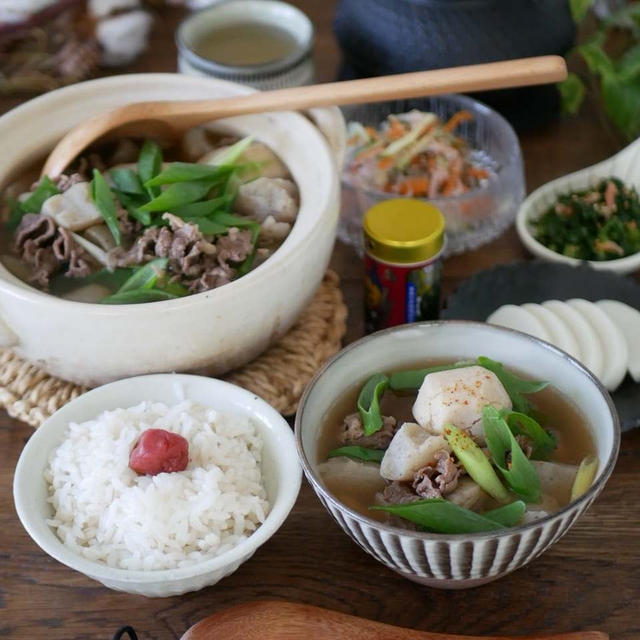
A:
[0,270,347,428]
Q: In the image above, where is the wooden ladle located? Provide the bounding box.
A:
[41,55,566,179]
[179,601,608,640]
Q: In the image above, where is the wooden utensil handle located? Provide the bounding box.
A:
[138,55,567,129]
[180,601,608,640]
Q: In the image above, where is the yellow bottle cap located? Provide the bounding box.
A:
[363,199,446,264]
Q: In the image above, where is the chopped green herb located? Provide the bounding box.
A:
[90,169,121,246]
[171,196,231,219]
[185,217,228,235]
[477,356,548,414]
[116,258,168,293]
[533,178,640,261]
[137,140,163,184]
[144,162,233,187]
[19,176,60,215]
[214,135,254,165]
[100,287,179,304]
[371,498,505,534]
[327,446,385,463]
[482,406,541,503]
[357,373,389,436]
[501,409,557,460]
[444,424,510,503]
[139,179,217,212]
[236,221,261,276]
[482,500,526,527]
[210,211,261,228]
[109,168,144,195]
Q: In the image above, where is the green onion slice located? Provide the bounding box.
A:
[444,424,510,503]
[90,169,121,246]
[357,373,389,436]
[327,446,385,463]
[482,406,541,503]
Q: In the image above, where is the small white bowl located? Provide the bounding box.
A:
[13,374,301,597]
[516,137,640,274]
[296,321,620,588]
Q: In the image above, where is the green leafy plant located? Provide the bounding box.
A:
[561,0,640,139]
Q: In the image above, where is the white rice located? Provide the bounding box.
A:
[44,400,270,571]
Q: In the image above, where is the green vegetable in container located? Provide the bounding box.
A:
[357,373,389,436]
[371,498,525,534]
[501,409,557,460]
[444,424,510,503]
[90,169,121,246]
[482,406,541,503]
[327,446,385,463]
[570,455,598,501]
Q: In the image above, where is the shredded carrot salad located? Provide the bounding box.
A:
[345,110,491,198]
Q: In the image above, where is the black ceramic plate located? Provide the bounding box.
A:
[442,261,640,431]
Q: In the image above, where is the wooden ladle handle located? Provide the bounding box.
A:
[41,55,566,179]
[180,601,608,640]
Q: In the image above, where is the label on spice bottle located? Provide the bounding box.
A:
[364,253,441,333]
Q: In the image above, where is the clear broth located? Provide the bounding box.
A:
[192,24,298,66]
[318,362,596,522]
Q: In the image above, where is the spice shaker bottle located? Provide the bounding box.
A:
[363,199,445,333]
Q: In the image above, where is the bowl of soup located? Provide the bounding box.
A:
[0,73,344,385]
[295,321,619,588]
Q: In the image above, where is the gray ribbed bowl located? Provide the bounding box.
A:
[295,322,620,588]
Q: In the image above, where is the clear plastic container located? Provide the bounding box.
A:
[340,94,525,257]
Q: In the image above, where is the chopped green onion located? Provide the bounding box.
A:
[113,189,152,226]
[19,176,60,215]
[482,500,526,527]
[158,280,189,297]
[388,361,474,391]
[357,373,389,436]
[90,169,121,246]
[236,222,261,276]
[477,356,548,414]
[100,287,179,304]
[501,409,557,460]
[570,455,598,501]
[213,135,254,165]
[137,140,163,184]
[186,217,228,235]
[222,171,242,209]
[482,406,541,503]
[171,196,232,218]
[144,162,233,187]
[138,180,217,212]
[371,498,505,534]
[109,168,144,195]
[210,211,260,228]
[327,446,385,463]
[444,424,510,503]
[116,258,168,293]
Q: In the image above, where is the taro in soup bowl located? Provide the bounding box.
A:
[295,321,620,588]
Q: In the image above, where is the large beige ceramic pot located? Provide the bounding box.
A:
[0,74,344,385]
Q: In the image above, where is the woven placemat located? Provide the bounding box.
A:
[0,270,347,428]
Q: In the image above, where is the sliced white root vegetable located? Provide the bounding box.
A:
[567,299,628,392]
[522,303,582,361]
[380,424,450,481]
[487,304,551,342]
[542,300,605,382]
[597,300,640,382]
[530,460,578,504]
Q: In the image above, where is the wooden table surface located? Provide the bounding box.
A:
[1,3,639,639]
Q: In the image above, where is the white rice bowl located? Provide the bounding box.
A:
[44,400,270,571]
